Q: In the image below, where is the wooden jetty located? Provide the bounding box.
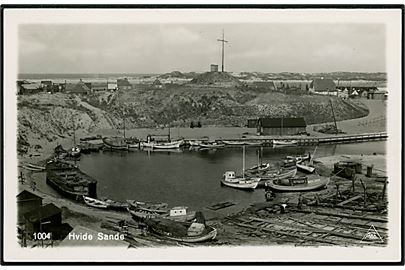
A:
[216,132,387,146]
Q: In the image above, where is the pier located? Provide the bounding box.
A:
[215,132,387,146]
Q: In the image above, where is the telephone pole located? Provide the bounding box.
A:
[217,30,228,72]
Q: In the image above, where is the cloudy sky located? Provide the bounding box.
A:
[19,23,385,74]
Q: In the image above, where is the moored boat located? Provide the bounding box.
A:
[140,140,184,149]
[103,136,129,150]
[221,140,262,146]
[259,166,297,181]
[285,153,311,163]
[265,176,330,192]
[245,163,271,174]
[272,139,298,146]
[198,141,225,149]
[221,171,260,190]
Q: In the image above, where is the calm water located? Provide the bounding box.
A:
[78,141,385,210]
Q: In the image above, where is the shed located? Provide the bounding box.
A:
[310,78,336,92]
[17,190,43,224]
[19,84,43,95]
[257,117,307,136]
[24,203,62,237]
[65,81,91,95]
[117,78,132,90]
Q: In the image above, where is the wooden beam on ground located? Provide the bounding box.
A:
[337,195,363,206]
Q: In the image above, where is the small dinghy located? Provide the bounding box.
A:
[296,162,316,173]
[272,139,298,146]
[83,196,109,209]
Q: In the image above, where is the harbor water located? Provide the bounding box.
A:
[78,141,385,210]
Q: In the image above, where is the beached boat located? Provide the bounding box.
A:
[46,161,97,200]
[140,140,184,149]
[80,135,102,141]
[259,166,297,181]
[285,153,311,163]
[83,196,109,209]
[128,206,196,222]
[296,162,316,173]
[272,139,298,146]
[144,212,217,243]
[265,176,330,192]
[103,137,129,150]
[127,200,169,213]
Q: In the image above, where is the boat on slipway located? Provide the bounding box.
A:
[83,196,129,210]
[265,176,330,192]
[127,206,196,222]
[127,200,169,214]
[144,212,217,243]
[258,166,298,181]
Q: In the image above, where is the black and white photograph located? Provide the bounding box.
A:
[2,6,403,264]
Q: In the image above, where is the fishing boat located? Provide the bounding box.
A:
[245,163,271,174]
[83,196,109,209]
[128,206,196,222]
[265,176,330,192]
[221,140,262,146]
[46,160,97,200]
[144,212,217,243]
[272,139,298,146]
[285,153,311,163]
[198,141,225,149]
[127,208,161,220]
[103,136,129,150]
[221,146,260,190]
[296,162,316,173]
[127,200,169,214]
[140,140,184,149]
[259,166,297,181]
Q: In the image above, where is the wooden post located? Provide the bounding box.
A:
[381,178,387,202]
[351,174,356,193]
[335,183,340,204]
[360,179,367,208]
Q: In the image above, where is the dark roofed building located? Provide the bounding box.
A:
[117,78,132,90]
[17,190,43,224]
[65,80,91,95]
[24,203,62,238]
[257,117,307,135]
[18,83,43,95]
[310,78,336,93]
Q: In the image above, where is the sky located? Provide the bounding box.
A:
[18,23,386,74]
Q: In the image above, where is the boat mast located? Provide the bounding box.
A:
[123,113,126,139]
[242,145,245,178]
[72,114,76,146]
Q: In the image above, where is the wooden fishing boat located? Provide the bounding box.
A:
[80,135,102,141]
[221,140,262,146]
[104,199,129,210]
[83,196,109,209]
[221,171,260,190]
[285,153,311,163]
[46,161,97,200]
[245,163,271,174]
[272,139,298,146]
[140,140,184,149]
[128,206,196,222]
[128,208,161,220]
[259,167,297,181]
[198,142,225,149]
[144,212,217,243]
[126,200,169,213]
[265,176,330,192]
[103,136,129,150]
[296,162,316,173]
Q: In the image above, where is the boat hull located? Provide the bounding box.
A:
[221,178,259,190]
[260,167,297,181]
[266,177,330,192]
[83,196,109,209]
[140,140,183,149]
[296,163,316,173]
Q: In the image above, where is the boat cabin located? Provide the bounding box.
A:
[170,206,188,217]
[187,222,205,236]
[224,171,236,180]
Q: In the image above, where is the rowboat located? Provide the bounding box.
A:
[265,176,330,192]
[144,212,217,243]
[285,153,311,163]
[127,200,169,214]
[221,171,260,190]
[296,162,316,173]
[272,139,298,146]
[83,196,109,209]
[140,140,184,149]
